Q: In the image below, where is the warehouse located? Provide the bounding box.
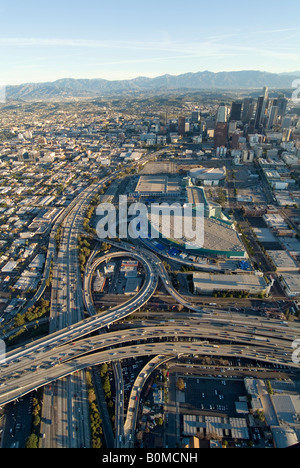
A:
[193,272,268,296]
[1,261,17,273]
[280,273,300,297]
[131,175,181,198]
[124,277,143,295]
[183,415,249,440]
[267,250,299,273]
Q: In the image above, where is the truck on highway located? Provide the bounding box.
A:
[253,336,269,342]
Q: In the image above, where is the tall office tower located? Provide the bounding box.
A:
[216,105,230,123]
[160,112,168,126]
[178,116,186,136]
[254,96,267,130]
[263,86,269,101]
[254,96,265,129]
[277,95,288,117]
[230,101,242,121]
[254,86,269,130]
[214,122,228,149]
[169,121,177,132]
[267,106,279,129]
[191,111,200,122]
[242,98,252,122]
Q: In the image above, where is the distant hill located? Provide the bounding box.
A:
[5,71,299,101]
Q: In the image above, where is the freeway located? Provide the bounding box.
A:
[1,148,300,447]
[41,179,104,448]
[83,250,158,318]
[1,248,159,373]
[37,150,164,447]
[0,323,298,405]
[114,362,125,449]
[123,354,174,448]
[0,337,297,407]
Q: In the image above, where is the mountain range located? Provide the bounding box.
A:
[4,71,300,101]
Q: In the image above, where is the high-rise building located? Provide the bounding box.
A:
[178,116,186,136]
[254,96,266,130]
[214,122,228,149]
[277,95,288,117]
[267,106,279,129]
[191,111,200,122]
[216,105,230,123]
[242,98,252,122]
[230,101,242,121]
[254,87,269,130]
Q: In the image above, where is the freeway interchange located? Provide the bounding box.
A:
[1,152,300,448]
[0,248,299,407]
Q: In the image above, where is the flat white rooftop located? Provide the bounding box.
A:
[193,272,267,294]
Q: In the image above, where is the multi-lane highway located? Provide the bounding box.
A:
[1,149,300,448]
[0,320,298,405]
[123,354,174,448]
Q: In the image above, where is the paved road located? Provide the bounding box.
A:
[0,322,298,406]
[1,150,300,447]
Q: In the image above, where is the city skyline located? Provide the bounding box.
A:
[0,0,300,85]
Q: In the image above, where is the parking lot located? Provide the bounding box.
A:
[183,377,247,417]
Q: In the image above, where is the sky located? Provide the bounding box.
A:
[0,0,300,85]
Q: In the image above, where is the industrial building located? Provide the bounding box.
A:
[1,261,17,273]
[124,277,143,295]
[193,272,269,296]
[266,250,299,273]
[104,262,115,276]
[131,175,181,198]
[272,427,299,449]
[183,414,249,440]
[280,273,300,297]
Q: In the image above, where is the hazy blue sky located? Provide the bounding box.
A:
[0,0,300,84]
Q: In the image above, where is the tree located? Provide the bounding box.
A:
[103,375,111,396]
[100,363,108,378]
[33,404,41,417]
[88,389,96,404]
[176,378,185,392]
[14,313,25,327]
[155,417,164,426]
[33,415,41,427]
[256,410,265,422]
[26,433,39,448]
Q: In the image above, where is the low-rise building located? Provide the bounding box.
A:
[193,272,268,296]
[267,250,299,273]
[280,273,300,297]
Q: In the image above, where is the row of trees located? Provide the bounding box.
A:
[25,393,43,448]
[83,192,102,235]
[78,235,92,274]
[86,370,104,449]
